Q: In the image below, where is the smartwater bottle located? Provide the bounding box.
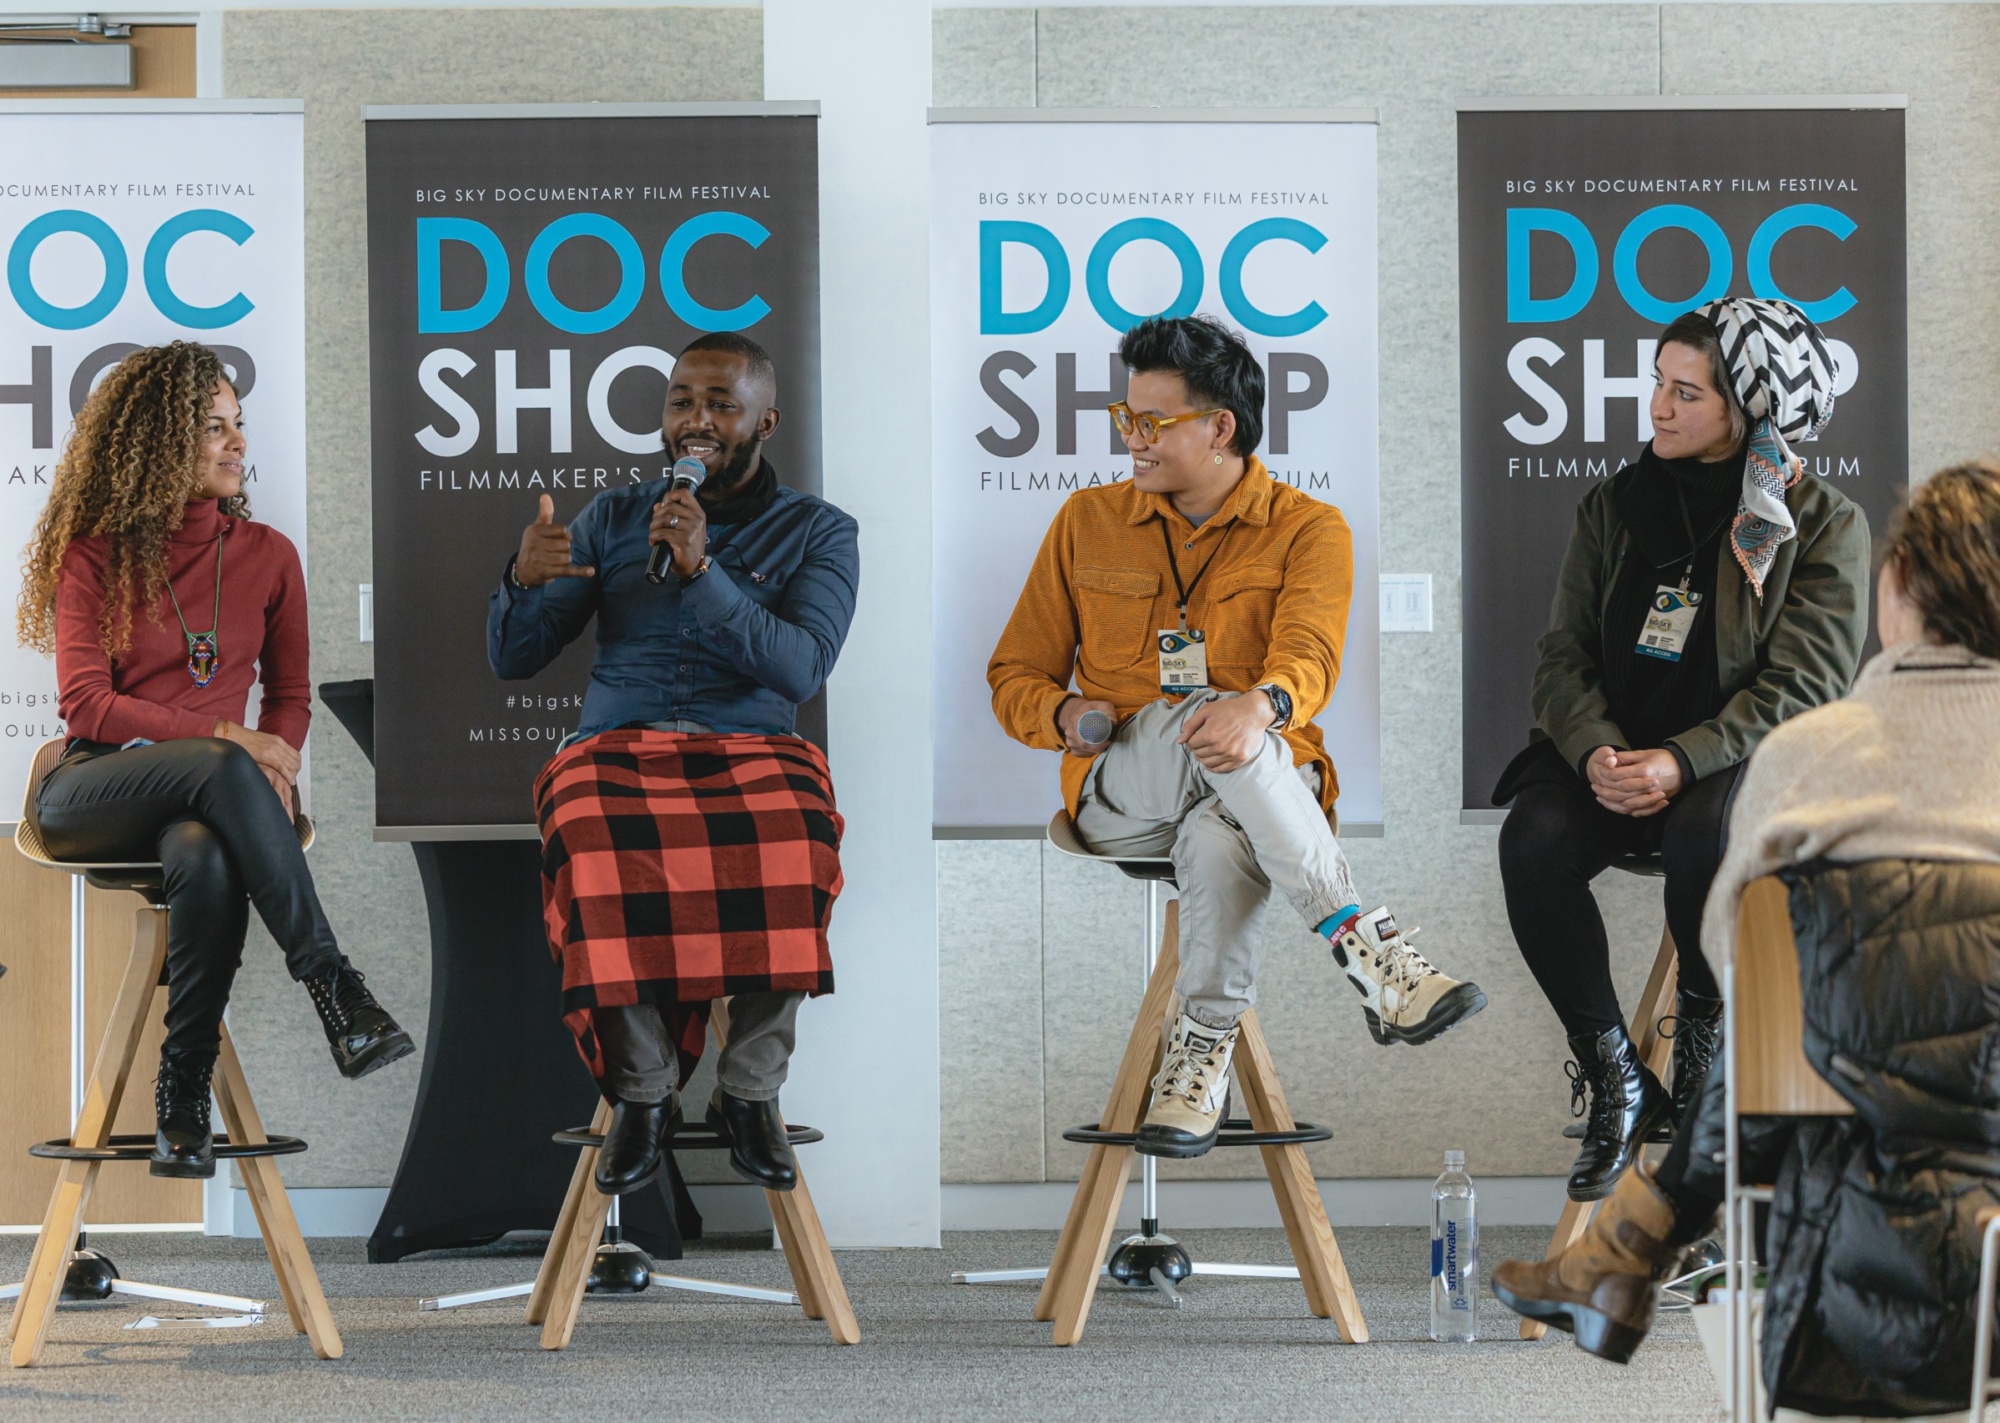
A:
[1430,1149,1478,1342]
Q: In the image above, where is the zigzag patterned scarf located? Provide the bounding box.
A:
[1697,297,1840,598]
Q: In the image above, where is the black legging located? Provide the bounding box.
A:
[33,737,341,1058]
[1498,753,1743,1038]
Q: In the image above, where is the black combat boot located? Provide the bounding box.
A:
[151,1048,217,1179]
[1662,990,1724,1126]
[1565,1025,1672,1202]
[303,958,415,1080]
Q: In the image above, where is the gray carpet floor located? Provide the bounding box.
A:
[0,1226,1720,1421]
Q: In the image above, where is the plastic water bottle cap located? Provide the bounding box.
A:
[1444,1150,1465,1171]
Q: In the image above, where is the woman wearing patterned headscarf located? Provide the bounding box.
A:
[1490,297,1870,1203]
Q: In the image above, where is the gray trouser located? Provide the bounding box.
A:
[595,991,805,1104]
[1074,690,1361,1029]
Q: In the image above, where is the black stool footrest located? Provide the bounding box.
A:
[1062,1117,1331,1148]
[31,1133,307,1162]
[554,1123,825,1151]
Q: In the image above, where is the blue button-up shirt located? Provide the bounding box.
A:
[486,474,860,739]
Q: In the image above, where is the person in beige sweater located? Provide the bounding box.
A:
[1493,458,2000,1365]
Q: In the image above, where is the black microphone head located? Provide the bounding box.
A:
[1077,709,1113,746]
[670,455,708,491]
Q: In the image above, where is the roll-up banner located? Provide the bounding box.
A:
[364,104,821,837]
[1457,98,1908,817]
[929,110,1383,834]
[0,100,308,806]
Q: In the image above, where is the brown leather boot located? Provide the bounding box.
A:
[1491,1164,1678,1363]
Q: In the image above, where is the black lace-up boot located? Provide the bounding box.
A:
[1565,1025,1672,1202]
[1662,990,1724,1126]
[303,958,415,1080]
[152,1048,217,1179]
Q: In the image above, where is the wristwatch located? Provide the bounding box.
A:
[676,554,713,588]
[1255,683,1293,731]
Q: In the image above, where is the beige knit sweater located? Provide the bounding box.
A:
[1701,641,2000,970]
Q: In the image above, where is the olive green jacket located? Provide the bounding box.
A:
[1531,473,1872,781]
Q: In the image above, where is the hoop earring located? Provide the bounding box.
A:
[1213,452,1224,465]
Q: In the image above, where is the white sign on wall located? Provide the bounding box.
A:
[0,102,307,800]
[929,111,1382,831]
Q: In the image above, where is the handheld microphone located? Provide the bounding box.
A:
[1077,709,1114,746]
[646,455,710,584]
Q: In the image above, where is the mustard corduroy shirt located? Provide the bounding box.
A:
[988,456,1354,816]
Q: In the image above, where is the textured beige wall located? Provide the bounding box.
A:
[935,6,2000,1188]
[220,8,761,1187]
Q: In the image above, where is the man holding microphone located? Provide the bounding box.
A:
[489,332,859,1200]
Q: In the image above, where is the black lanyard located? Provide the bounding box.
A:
[1672,484,1699,594]
[1159,516,1233,632]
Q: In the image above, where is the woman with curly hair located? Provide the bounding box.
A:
[19,341,411,1180]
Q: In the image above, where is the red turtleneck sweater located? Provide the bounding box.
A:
[55,499,311,750]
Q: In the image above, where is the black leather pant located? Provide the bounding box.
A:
[1499,750,1742,1037]
[34,737,342,1057]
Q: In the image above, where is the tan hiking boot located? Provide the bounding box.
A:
[1491,1163,1679,1363]
[1332,907,1487,1045]
[1134,1011,1237,1159]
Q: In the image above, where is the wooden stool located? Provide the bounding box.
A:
[1721,876,1852,1419]
[1031,813,1367,1347]
[526,999,859,1348]
[8,742,340,1366]
[1518,852,1680,1341]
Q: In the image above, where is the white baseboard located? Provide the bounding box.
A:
[208,1183,391,1239]
[193,1177,1573,1239]
[201,1182,780,1240]
[941,1177,1571,1231]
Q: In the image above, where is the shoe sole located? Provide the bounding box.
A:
[333,1029,416,1082]
[1491,1277,1646,1364]
[1364,983,1489,1047]
[1133,1127,1221,1160]
[593,1155,665,1197]
[150,1157,216,1180]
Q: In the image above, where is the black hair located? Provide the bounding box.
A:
[1117,315,1264,457]
[679,330,777,396]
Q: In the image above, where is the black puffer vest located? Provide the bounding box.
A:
[1762,858,2000,1416]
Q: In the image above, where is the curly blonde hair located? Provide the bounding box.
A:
[17,342,249,658]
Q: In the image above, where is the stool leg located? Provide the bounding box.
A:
[709,1001,858,1344]
[1039,901,1182,1343]
[527,1097,614,1326]
[10,905,167,1367]
[539,1176,612,1351]
[1234,1010,1368,1343]
[212,1022,343,1360]
[769,1170,860,1345]
[1521,925,1679,1341]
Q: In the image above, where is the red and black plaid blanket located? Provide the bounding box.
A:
[534,728,843,1082]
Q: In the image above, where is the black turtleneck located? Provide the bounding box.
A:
[1598,441,1744,761]
[697,455,780,528]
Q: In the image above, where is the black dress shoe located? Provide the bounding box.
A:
[706,1090,796,1192]
[304,958,416,1080]
[594,1096,681,1196]
[152,1048,217,1179]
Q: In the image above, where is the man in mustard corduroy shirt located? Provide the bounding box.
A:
[990,316,1486,1158]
